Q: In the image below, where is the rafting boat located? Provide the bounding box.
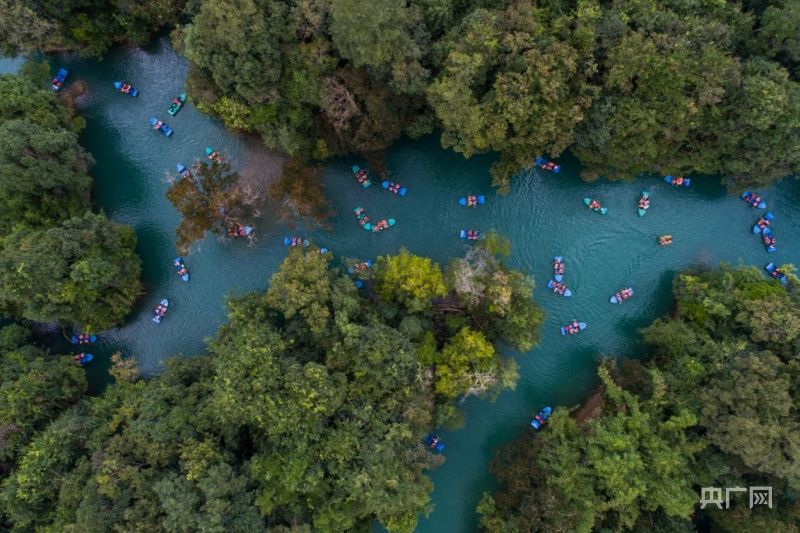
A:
[664,175,690,187]
[762,228,776,252]
[752,212,775,233]
[610,287,634,304]
[637,191,650,216]
[530,406,553,430]
[229,224,253,238]
[167,93,186,116]
[152,299,169,324]
[174,257,190,282]
[149,117,173,137]
[372,218,395,232]
[534,157,560,173]
[74,353,93,366]
[51,68,68,91]
[176,163,192,179]
[659,235,673,246]
[459,229,480,241]
[765,263,788,286]
[206,147,224,163]
[424,434,445,453]
[352,165,371,188]
[382,181,407,196]
[71,333,97,345]
[584,197,608,215]
[347,260,372,275]
[354,207,372,230]
[546,279,572,297]
[553,256,564,282]
[113,81,138,97]
[459,194,485,207]
[283,236,309,248]
[741,191,766,209]
[560,321,586,336]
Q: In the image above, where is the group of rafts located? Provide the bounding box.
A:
[743,192,788,284]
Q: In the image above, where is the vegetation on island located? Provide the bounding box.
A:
[0,243,542,532]
[478,265,800,532]
[0,71,141,329]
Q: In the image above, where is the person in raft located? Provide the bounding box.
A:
[73,353,85,363]
[359,216,370,226]
[764,234,776,247]
[78,333,90,344]
[553,282,567,295]
[673,176,685,185]
[467,195,477,206]
[155,304,167,316]
[153,120,163,130]
[639,197,650,209]
[659,235,673,246]
[429,436,441,449]
[770,266,786,279]
[567,321,580,334]
[355,169,368,183]
[467,230,479,240]
[589,200,601,209]
[52,78,62,89]
[172,97,181,104]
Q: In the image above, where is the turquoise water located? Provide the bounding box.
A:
[29,39,800,530]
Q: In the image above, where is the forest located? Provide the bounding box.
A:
[0,240,543,531]
[3,1,800,190]
[479,265,800,532]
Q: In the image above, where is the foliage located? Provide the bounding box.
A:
[480,264,800,532]
[267,158,332,226]
[0,211,142,329]
[375,248,447,313]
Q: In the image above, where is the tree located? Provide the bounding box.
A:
[434,326,514,399]
[375,248,447,313]
[0,211,142,329]
[267,158,332,226]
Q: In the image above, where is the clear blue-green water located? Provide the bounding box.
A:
[18,39,800,531]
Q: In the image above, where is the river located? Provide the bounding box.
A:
[6,39,800,531]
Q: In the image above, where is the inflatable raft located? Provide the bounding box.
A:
[176,163,192,179]
[534,157,560,173]
[382,181,407,196]
[229,224,253,238]
[765,263,788,286]
[546,279,572,297]
[553,256,564,282]
[637,191,650,216]
[51,68,68,91]
[174,257,190,282]
[752,212,775,233]
[762,228,776,252]
[74,353,93,366]
[283,236,309,248]
[114,81,138,97]
[459,194,485,207]
[352,165,371,188]
[71,333,97,345]
[152,299,169,324]
[424,435,445,453]
[372,218,395,232]
[664,175,690,187]
[354,207,372,230]
[149,117,173,137]
[459,229,480,241]
[741,191,766,209]
[560,321,586,336]
[530,406,552,430]
[610,287,633,304]
[206,147,224,163]
[584,197,608,215]
[167,93,186,116]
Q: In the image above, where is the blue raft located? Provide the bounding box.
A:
[149,117,173,137]
[176,164,192,179]
[610,287,634,304]
[534,157,560,173]
[560,321,587,336]
[152,299,169,324]
[51,68,68,91]
[664,175,691,187]
[174,257,190,282]
[283,236,309,248]
[553,256,564,282]
[531,406,553,430]
[547,279,572,297]
[75,353,93,366]
[752,212,775,233]
[424,434,445,453]
[765,263,788,286]
[741,191,766,209]
[459,229,480,241]
[382,181,407,196]
[71,333,97,345]
[113,81,138,97]
[762,228,777,252]
[458,195,485,206]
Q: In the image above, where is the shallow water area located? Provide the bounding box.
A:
[17,40,800,531]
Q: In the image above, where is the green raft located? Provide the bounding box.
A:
[167,93,186,116]
[584,197,608,215]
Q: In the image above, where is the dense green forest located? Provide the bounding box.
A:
[478,265,800,532]
[0,242,542,531]
[0,68,141,329]
[3,1,799,189]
